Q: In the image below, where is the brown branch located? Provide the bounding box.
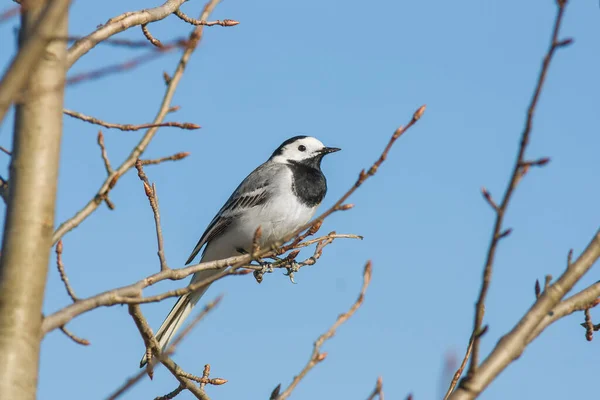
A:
[43,105,424,333]
[59,325,90,346]
[366,376,384,400]
[141,23,163,48]
[274,261,373,400]
[526,280,600,345]
[155,384,184,400]
[140,152,191,165]
[128,304,210,400]
[450,229,600,400]
[109,296,222,400]
[135,161,169,272]
[67,0,188,67]
[0,146,11,156]
[55,240,78,302]
[97,131,114,175]
[52,0,220,245]
[174,9,239,26]
[465,0,571,378]
[444,335,474,400]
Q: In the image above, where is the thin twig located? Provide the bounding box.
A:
[141,23,163,48]
[53,0,220,245]
[97,131,114,175]
[67,0,188,67]
[114,297,222,400]
[274,261,373,400]
[56,240,78,302]
[135,160,169,271]
[59,325,90,346]
[465,0,571,377]
[64,109,200,131]
[174,9,239,27]
[155,384,184,400]
[140,152,191,165]
[0,145,11,156]
[128,304,210,400]
[444,335,474,400]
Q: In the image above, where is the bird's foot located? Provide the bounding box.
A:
[253,260,274,284]
[283,261,300,284]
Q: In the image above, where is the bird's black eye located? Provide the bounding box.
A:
[298,145,306,152]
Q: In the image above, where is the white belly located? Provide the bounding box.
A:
[201,191,317,263]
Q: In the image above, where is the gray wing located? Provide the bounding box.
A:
[184,162,287,265]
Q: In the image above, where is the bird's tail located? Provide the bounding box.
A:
[139,271,215,368]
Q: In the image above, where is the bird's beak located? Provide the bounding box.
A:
[320,147,341,154]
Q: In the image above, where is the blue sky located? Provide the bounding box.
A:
[1,1,599,399]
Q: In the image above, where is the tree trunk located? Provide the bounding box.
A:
[0,1,68,398]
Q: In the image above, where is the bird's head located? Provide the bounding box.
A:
[269,136,340,167]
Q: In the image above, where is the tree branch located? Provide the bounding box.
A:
[52,0,221,245]
[64,109,200,131]
[66,0,187,68]
[273,261,372,400]
[465,0,571,377]
[0,0,71,125]
[451,229,600,399]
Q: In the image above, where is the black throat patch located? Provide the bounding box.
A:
[287,157,327,207]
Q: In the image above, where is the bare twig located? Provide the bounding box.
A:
[67,0,188,67]
[444,335,474,400]
[56,240,78,302]
[135,161,168,271]
[155,384,184,400]
[366,376,384,400]
[141,23,163,48]
[59,325,90,346]
[174,9,239,27]
[140,152,190,165]
[274,261,373,400]
[53,1,220,245]
[97,131,114,175]
[465,0,571,377]
[0,146,11,156]
[526,280,600,345]
[128,304,210,400]
[110,297,222,400]
[451,229,600,400]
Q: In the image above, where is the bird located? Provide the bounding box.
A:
[140,136,340,367]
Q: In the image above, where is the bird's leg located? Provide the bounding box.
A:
[238,247,274,284]
[283,261,300,284]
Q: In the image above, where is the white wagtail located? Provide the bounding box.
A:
[140,136,340,367]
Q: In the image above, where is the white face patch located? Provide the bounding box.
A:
[271,137,326,164]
